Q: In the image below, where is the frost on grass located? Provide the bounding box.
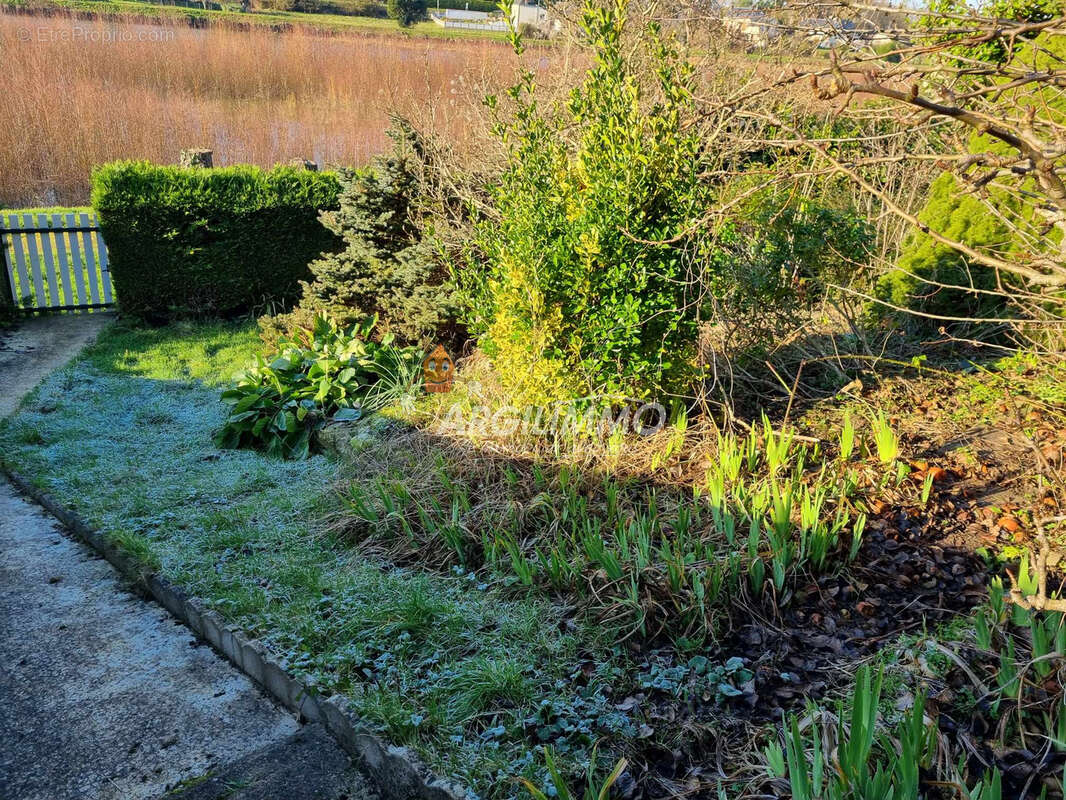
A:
[0,322,598,793]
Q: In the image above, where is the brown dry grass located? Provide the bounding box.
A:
[0,10,519,206]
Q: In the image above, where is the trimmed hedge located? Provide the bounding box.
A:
[91,162,342,320]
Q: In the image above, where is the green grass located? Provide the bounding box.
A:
[80,320,262,385]
[3,0,512,39]
[0,318,610,795]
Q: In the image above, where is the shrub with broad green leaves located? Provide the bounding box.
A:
[215,314,421,459]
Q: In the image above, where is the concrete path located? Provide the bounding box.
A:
[0,316,375,800]
[0,313,114,418]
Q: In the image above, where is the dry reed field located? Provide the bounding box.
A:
[0,10,518,206]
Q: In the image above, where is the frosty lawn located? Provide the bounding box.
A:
[0,320,608,795]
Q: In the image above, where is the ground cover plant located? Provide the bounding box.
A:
[360,348,1066,798]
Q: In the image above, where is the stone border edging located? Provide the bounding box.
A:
[2,465,467,800]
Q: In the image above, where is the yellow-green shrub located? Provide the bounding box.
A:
[458,0,711,405]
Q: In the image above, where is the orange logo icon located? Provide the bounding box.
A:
[423,344,454,393]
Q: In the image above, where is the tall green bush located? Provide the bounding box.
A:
[92,162,341,320]
[877,172,1017,321]
[875,30,1066,327]
[923,0,1060,65]
[461,0,711,403]
[386,0,426,26]
[717,185,874,326]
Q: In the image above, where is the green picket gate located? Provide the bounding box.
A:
[0,211,114,312]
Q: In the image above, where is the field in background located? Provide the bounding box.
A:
[1,0,511,38]
[0,10,519,206]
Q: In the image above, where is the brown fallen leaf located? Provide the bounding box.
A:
[838,378,864,396]
[1040,444,1062,465]
[998,516,1021,533]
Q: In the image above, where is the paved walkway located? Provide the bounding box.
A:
[0,316,374,800]
[0,312,114,418]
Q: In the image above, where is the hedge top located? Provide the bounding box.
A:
[91,161,341,213]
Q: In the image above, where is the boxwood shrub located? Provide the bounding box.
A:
[91,162,342,320]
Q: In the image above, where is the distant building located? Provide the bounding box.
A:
[796,17,901,49]
[721,9,781,48]
[429,7,508,31]
[718,7,899,51]
[439,7,492,20]
[510,1,550,30]
[429,2,556,34]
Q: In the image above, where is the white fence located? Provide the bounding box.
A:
[1,211,114,312]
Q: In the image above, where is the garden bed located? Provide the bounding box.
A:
[2,319,1065,798]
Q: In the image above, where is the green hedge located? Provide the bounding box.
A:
[91,162,342,320]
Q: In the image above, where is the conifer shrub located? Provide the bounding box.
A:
[260,122,458,349]
[876,30,1066,327]
[876,172,1017,322]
